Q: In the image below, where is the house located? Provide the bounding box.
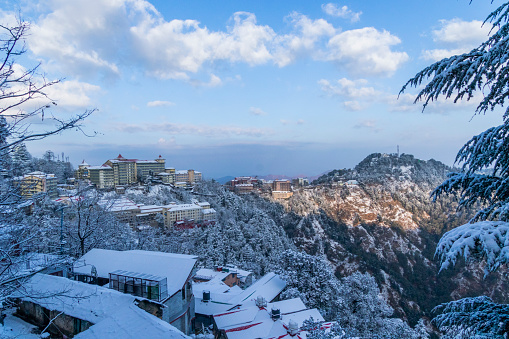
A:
[73,249,198,335]
[11,273,189,338]
[213,297,329,339]
[193,272,286,329]
[12,171,58,199]
[193,265,253,289]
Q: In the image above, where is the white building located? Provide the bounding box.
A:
[73,249,198,335]
[163,202,216,227]
[213,298,329,339]
[12,273,189,339]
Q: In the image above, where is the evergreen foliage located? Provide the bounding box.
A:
[402,1,509,337]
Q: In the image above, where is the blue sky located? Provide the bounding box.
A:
[1,0,503,178]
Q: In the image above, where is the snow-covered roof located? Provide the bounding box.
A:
[164,204,202,212]
[194,272,285,316]
[229,272,286,306]
[136,160,158,164]
[213,298,307,329]
[100,197,140,212]
[12,274,188,339]
[88,165,112,170]
[214,299,324,339]
[73,249,197,298]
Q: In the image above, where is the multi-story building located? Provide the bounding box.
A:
[162,202,216,227]
[174,169,202,184]
[88,165,114,189]
[272,179,291,192]
[292,177,309,187]
[271,179,293,199]
[102,154,166,186]
[135,155,166,180]
[104,154,138,185]
[13,171,58,199]
[75,160,90,180]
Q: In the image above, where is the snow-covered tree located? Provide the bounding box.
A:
[401,2,509,337]
[0,19,93,303]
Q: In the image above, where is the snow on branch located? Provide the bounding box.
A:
[435,221,509,273]
[433,296,509,337]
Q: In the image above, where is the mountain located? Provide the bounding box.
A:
[270,153,508,325]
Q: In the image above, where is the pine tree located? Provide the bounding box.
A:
[401,2,509,337]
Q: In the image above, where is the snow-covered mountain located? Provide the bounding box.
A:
[270,153,508,324]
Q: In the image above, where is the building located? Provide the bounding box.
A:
[292,177,309,187]
[76,160,90,180]
[271,179,293,199]
[193,272,286,329]
[162,202,216,228]
[272,179,291,192]
[213,297,329,339]
[103,154,166,186]
[88,165,114,189]
[13,171,58,199]
[73,249,198,335]
[193,265,253,289]
[12,273,189,338]
[174,169,202,184]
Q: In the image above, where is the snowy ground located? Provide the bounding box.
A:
[0,309,40,338]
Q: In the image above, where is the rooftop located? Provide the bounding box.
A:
[12,274,188,339]
[73,249,198,298]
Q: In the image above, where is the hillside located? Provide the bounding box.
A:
[264,153,507,324]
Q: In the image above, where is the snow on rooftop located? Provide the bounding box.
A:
[12,274,188,339]
[100,197,140,212]
[219,307,324,339]
[194,272,284,316]
[74,249,197,298]
[164,204,202,211]
[213,298,307,330]
[229,272,286,306]
[87,165,112,170]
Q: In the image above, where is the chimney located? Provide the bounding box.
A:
[271,308,281,321]
[255,296,267,309]
[202,290,211,302]
[287,319,298,336]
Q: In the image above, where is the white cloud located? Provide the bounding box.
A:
[26,2,407,80]
[319,77,380,111]
[280,119,305,125]
[319,78,379,98]
[422,19,492,61]
[115,122,273,137]
[45,80,101,109]
[387,91,481,113]
[321,3,362,22]
[274,12,336,66]
[0,63,100,114]
[354,119,380,132]
[147,100,175,107]
[250,107,267,116]
[327,27,409,76]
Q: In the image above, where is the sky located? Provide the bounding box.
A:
[0,0,504,178]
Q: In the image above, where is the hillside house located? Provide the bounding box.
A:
[11,274,189,338]
[193,272,285,329]
[73,249,198,335]
[213,297,329,339]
